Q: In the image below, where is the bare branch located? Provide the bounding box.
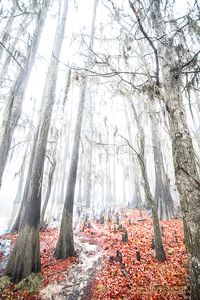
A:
[181,50,200,70]
[9,139,31,151]
[45,154,54,166]
[128,0,160,86]
[0,42,22,68]
[116,131,145,169]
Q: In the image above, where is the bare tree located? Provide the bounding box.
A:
[127,0,200,296]
[5,0,69,282]
[150,111,174,220]
[54,0,99,259]
[0,0,50,188]
[124,98,166,261]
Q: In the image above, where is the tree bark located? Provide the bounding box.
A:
[148,0,200,296]
[5,0,68,282]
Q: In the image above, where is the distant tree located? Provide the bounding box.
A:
[123,99,166,261]
[150,111,174,220]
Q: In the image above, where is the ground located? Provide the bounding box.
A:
[0,210,189,299]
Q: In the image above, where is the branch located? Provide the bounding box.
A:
[181,50,200,70]
[116,131,145,169]
[181,68,200,74]
[86,135,126,149]
[1,12,35,19]
[52,53,141,90]
[9,139,31,151]
[67,63,149,78]
[45,154,54,166]
[128,0,160,86]
[0,42,22,68]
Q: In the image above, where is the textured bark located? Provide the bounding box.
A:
[5,225,40,283]
[167,82,200,299]
[54,0,99,259]
[5,0,68,282]
[149,0,200,296]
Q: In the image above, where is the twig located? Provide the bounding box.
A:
[128,0,160,86]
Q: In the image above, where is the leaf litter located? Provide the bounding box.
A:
[0,209,189,299]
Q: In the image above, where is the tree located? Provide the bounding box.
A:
[128,0,200,296]
[150,111,174,220]
[0,0,50,188]
[54,0,99,259]
[148,0,200,297]
[4,0,69,282]
[40,130,57,224]
[122,98,166,261]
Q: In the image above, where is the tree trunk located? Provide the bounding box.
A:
[150,112,174,220]
[139,134,166,261]
[54,84,87,259]
[8,139,30,229]
[149,0,200,296]
[167,81,200,299]
[54,0,99,259]
[0,0,50,189]
[124,99,143,208]
[40,158,56,223]
[5,0,68,282]
[129,99,166,261]
[11,129,39,232]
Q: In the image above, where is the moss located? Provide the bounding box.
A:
[0,275,10,291]
[16,273,43,293]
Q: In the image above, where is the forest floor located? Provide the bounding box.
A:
[0,210,189,299]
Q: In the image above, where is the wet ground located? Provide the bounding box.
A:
[0,239,10,274]
[40,236,102,300]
